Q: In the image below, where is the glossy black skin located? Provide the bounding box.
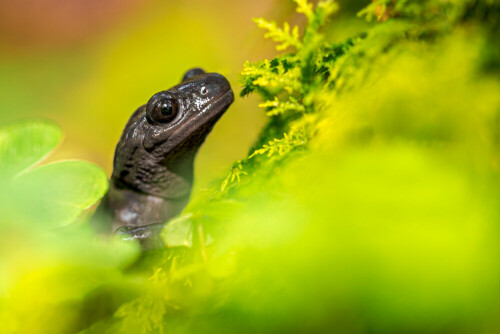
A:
[96,69,233,247]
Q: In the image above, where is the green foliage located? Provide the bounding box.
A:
[253,18,302,51]
[220,160,247,192]
[0,121,62,177]
[3,0,500,333]
[100,0,500,332]
[358,0,474,23]
[0,121,110,225]
[238,0,362,182]
[0,121,138,334]
[258,96,305,116]
[126,0,499,333]
[249,128,307,159]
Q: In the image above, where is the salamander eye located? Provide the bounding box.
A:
[146,98,178,123]
[200,86,208,95]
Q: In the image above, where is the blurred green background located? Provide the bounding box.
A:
[0,0,273,189]
[0,0,369,190]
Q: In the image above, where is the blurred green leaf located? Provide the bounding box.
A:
[14,160,108,225]
[0,121,108,226]
[161,214,194,248]
[0,121,137,334]
[0,121,62,178]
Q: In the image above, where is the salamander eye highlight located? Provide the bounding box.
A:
[147,98,178,123]
[160,102,173,116]
[200,86,208,95]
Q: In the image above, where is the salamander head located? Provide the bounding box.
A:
[112,69,234,198]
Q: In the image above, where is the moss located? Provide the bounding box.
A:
[74,0,500,332]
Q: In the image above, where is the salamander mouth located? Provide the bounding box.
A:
[169,89,234,150]
[208,89,234,117]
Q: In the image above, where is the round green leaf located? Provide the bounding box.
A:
[0,121,62,178]
[161,214,193,247]
[14,160,109,225]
